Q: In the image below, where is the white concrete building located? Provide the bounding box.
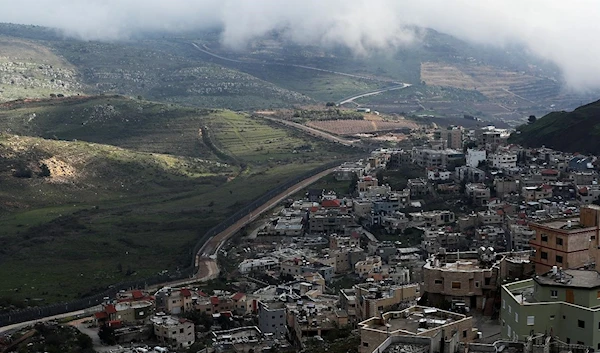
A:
[490,152,517,169]
[238,257,280,274]
[466,149,486,168]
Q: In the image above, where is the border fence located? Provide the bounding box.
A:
[0,160,341,328]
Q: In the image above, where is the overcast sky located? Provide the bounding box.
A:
[0,0,598,90]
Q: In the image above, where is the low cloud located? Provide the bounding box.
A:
[1,0,599,90]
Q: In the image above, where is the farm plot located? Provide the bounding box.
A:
[207,111,341,163]
[306,119,419,136]
[420,62,558,102]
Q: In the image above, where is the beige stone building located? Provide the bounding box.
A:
[151,315,195,348]
[358,306,476,353]
[355,256,383,278]
[155,287,193,315]
[347,282,420,321]
[422,249,532,312]
[529,205,600,274]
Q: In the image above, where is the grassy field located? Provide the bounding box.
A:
[0,96,360,307]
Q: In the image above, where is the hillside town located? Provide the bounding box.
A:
[5,123,600,353]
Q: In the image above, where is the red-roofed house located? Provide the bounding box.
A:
[230,292,250,314]
[155,287,194,314]
[321,199,341,208]
[94,300,153,325]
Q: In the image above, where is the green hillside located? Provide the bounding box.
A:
[509,99,600,154]
[0,96,358,306]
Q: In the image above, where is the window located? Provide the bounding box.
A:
[502,299,506,309]
[527,316,535,326]
[556,237,563,246]
[566,338,570,344]
[508,305,512,314]
[507,325,512,337]
[434,279,443,285]
[475,281,480,288]
[551,290,558,298]
[180,329,184,333]
[452,281,461,289]
[541,252,548,260]
[541,234,548,242]
[484,277,491,285]
[515,312,519,323]
[597,290,600,299]
[550,315,555,320]
[579,320,585,328]
[363,342,369,347]
[556,255,563,263]
[463,330,467,338]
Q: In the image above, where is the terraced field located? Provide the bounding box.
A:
[420,62,560,103]
[306,118,419,136]
[206,111,343,164]
[0,96,360,306]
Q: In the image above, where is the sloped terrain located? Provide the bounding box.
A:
[0,95,358,305]
[509,99,600,154]
[0,36,82,102]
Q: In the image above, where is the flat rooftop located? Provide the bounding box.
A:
[532,218,586,230]
[535,269,600,288]
[360,306,465,335]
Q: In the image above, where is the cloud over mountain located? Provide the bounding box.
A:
[1,0,599,89]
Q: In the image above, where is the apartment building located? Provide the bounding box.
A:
[502,269,600,349]
[151,315,195,348]
[529,205,600,274]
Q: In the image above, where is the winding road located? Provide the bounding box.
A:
[336,83,412,105]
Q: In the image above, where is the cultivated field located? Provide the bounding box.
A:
[306,118,419,135]
[420,62,557,103]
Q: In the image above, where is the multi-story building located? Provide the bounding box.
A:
[350,282,419,321]
[522,185,553,202]
[436,127,463,150]
[357,175,378,192]
[280,258,334,282]
[155,287,193,315]
[407,178,430,198]
[493,177,519,198]
[422,249,532,312]
[358,306,476,353]
[257,301,287,340]
[409,210,455,227]
[490,152,518,169]
[509,224,534,251]
[151,314,195,348]
[329,233,360,249]
[501,268,600,348]
[456,166,486,183]
[529,205,600,274]
[355,256,383,277]
[465,183,491,206]
[308,208,355,235]
[466,148,486,168]
[427,168,452,182]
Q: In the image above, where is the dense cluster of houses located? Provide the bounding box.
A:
[88,124,600,353]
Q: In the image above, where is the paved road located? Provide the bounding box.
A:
[260,116,357,147]
[337,83,411,105]
[194,167,337,279]
[191,43,397,83]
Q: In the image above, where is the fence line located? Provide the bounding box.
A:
[0,161,340,328]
